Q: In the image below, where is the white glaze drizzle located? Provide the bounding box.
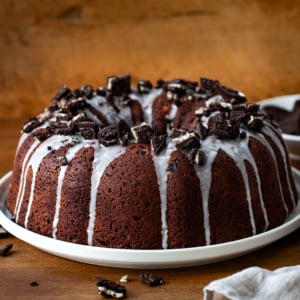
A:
[243,132,269,230]
[52,141,86,239]
[152,142,176,249]
[11,85,296,250]
[262,124,296,208]
[19,135,77,226]
[15,132,29,154]
[14,137,41,218]
[254,127,288,214]
[87,144,125,245]
[194,136,218,245]
[194,133,272,245]
[130,88,163,125]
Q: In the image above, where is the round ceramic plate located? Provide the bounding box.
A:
[1,170,300,269]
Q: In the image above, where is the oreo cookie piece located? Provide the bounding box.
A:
[0,244,13,257]
[207,111,240,140]
[96,277,127,298]
[107,74,131,96]
[52,85,72,103]
[171,128,199,150]
[200,78,246,104]
[247,115,265,130]
[139,273,164,287]
[33,129,51,141]
[98,125,119,146]
[22,117,42,133]
[137,80,153,94]
[151,134,167,154]
[131,122,153,144]
[167,159,179,173]
[188,148,205,166]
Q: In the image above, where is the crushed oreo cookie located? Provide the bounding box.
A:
[20,74,267,162]
[163,79,198,106]
[33,129,51,141]
[188,148,205,166]
[131,123,153,144]
[119,275,129,283]
[22,117,42,133]
[98,125,119,146]
[139,273,164,287]
[95,87,107,97]
[151,134,167,154]
[207,111,241,140]
[247,114,265,130]
[200,78,247,104]
[167,159,179,173]
[171,128,199,150]
[96,277,127,299]
[52,85,73,104]
[0,244,13,256]
[137,80,153,94]
[107,74,131,96]
[80,84,94,99]
[194,120,209,140]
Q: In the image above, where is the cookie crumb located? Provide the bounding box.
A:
[120,275,129,283]
[0,244,13,256]
[139,273,164,287]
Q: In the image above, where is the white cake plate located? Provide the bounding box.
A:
[0,170,300,269]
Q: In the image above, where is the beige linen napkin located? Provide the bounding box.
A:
[204,265,300,300]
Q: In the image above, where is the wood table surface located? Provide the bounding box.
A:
[0,1,300,299]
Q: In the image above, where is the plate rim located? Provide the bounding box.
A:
[258,94,300,142]
[0,170,300,269]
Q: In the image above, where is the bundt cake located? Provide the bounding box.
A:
[6,75,298,249]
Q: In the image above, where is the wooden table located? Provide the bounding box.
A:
[0,1,300,299]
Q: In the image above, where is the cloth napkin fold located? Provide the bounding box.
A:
[204,265,300,300]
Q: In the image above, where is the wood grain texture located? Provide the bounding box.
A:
[0,1,300,299]
[0,230,299,299]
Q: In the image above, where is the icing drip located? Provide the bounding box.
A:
[87,144,125,246]
[195,133,271,244]
[254,128,288,214]
[87,96,119,124]
[194,137,218,245]
[52,141,85,239]
[17,135,78,226]
[14,138,41,218]
[262,124,296,208]
[152,142,176,249]
[130,89,163,125]
[23,136,76,227]
[243,133,269,230]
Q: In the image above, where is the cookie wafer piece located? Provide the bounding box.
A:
[139,273,164,287]
[96,277,127,298]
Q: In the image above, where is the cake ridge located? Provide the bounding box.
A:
[255,127,288,215]
[23,135,75,227]
[262,124,296,209]
[14,137,41,218]
[152,141,176,249]
[53,141,85,239]
[88,144,125,246]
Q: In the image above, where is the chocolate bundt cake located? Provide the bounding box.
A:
[6,75,298,249]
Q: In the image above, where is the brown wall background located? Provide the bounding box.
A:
[0,0,299,121]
